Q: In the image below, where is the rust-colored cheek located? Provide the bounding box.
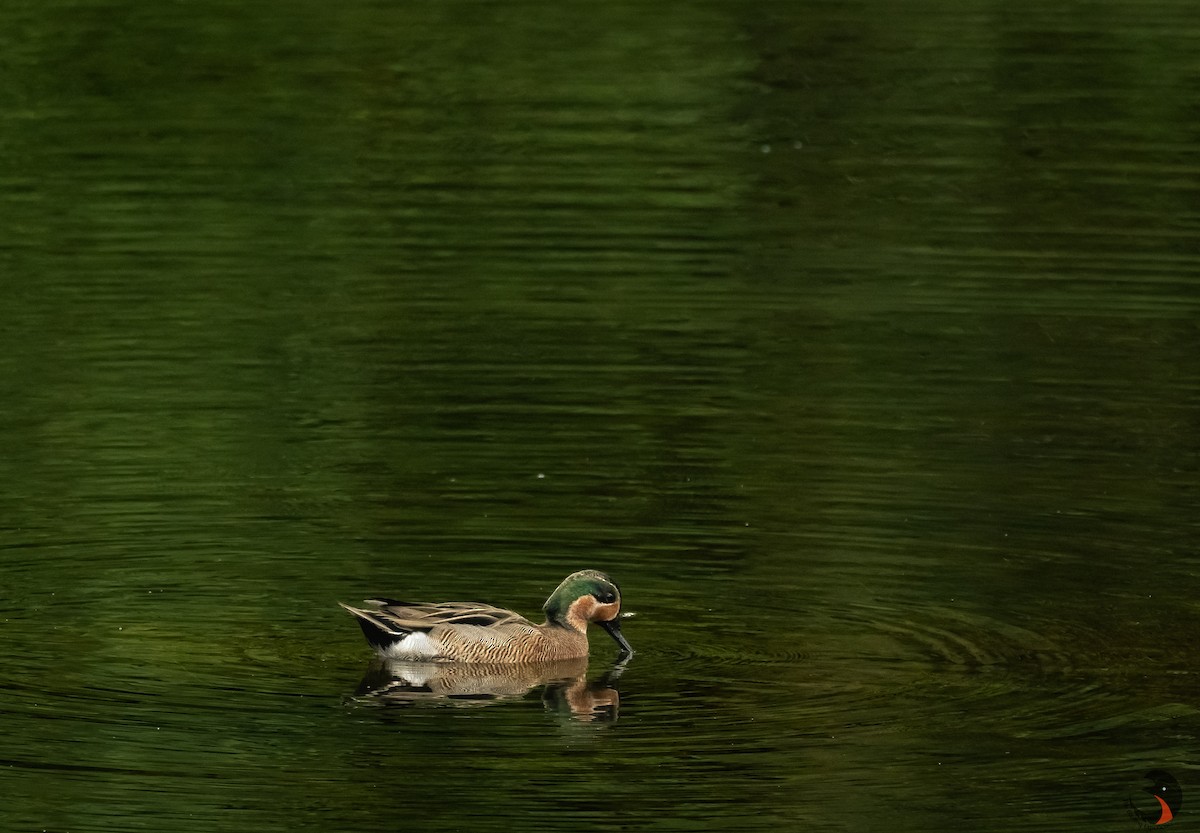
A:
[591,601,620,622]
[566,595,598,625]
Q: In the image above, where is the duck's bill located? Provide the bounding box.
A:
[599,618,634,655]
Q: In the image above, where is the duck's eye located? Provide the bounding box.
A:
[594,590,617,604]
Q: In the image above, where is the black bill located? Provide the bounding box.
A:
[599,618,634,655]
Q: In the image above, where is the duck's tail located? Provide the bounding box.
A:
[339,602,412,653]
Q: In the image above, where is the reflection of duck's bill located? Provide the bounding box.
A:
[599,618,633,655]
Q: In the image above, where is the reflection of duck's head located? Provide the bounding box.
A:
[543,570,633,656]
[542,675,620,722]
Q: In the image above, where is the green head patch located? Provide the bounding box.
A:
[543,569,621,624]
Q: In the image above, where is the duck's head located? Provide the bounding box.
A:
[543,569,633,656]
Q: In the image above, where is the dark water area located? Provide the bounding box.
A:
[2,2,1199,831]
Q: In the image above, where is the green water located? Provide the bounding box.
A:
[2,2,1199,831]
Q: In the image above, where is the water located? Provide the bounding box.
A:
[2,1,1199,831]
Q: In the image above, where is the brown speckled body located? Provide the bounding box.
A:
[421,620,589,662]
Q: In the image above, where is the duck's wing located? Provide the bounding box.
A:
[339,599,533,653]
[363,599,533,630]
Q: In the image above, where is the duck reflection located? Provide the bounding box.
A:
[353,656,626,722]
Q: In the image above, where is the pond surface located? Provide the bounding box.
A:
[2,2,1199,831]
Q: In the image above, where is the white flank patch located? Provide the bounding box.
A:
[381,631,441,660]
[388,663,436,686]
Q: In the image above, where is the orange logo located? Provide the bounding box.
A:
[1130,770,1181,826]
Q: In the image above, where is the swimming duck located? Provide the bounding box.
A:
[340,569,633,662]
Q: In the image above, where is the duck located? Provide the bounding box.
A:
[339,569,633,662]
